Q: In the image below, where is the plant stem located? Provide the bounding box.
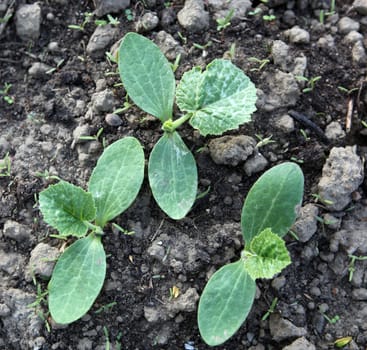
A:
[162,113,192,133]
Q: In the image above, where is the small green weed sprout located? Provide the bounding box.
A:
[263,14,276,21]
[348,254,367,282]
[118,33,257,220]
[198,163,304,346]
[38,137,144,324]
[296,75,321,93]
[68,12,93,31]
[0,152,11,177]
[95,14,120,26]
[338,86,358,95]
[248,57,270,71]
[261,297,278,321]
[124,9,134,21]
[216,9,235,31]
[0,82,14,104]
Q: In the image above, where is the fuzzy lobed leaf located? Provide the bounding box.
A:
[48,235,106,324]
[198,260,256,346]
[39,181,96,237]
[243,228,291,280]
[118,32,175,121]
[88,137,144,228]
[176,59,257,136]
[148,131,197,220]
[241,162,304,244]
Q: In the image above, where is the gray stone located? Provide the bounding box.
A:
[272,276,286,290]
[86,25,118,58]
[136,12,159,32]
[283,10,296,26]
[269,314,307,342]
[352,288,367,300]
[318,146,364,211]
[0,303,11,317]
[291,55,307,77]
[105,113,122,126]
[243,152,268,176]
[16,3,42,41]
[27,243,60,280]
[293,204,319,242]
[155,31,186,61]
[343,31,364,45]
[285,26,310,44]
[282,337,316,350]
[28,63,53,79]
[165,288,199,316]
[94,0,130,17]
[317,34,335,50]
[274,114,295,133]
[3,220,31,242]
[323,213,341,230]
[353,0,367,15]
[177,0,209,33]
[352,41,367,67]
[0,250,25,276]
[144,305,162,322]
[207,0,252,21]
[264,70,300,111]
[47,41,59,52]
[91,89,118,113]
[338,17,360,34]
[147,241,166,260]
[325,121,345,140]
[209,135,256,166]
[272,40,290,71]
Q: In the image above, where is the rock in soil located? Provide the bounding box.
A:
[15,3,42,41]
[177,0,209,33]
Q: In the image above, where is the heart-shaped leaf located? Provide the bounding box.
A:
[198,260,256,346]
[118,32,175,121]
[148,131,197,220]
[89,137,145,228]
[48,235,106,324]
[39,181,96,237]
[176,59,257,136]
[243,228,291,280]
[241,162,304,244]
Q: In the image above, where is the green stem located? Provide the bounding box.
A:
[84,221,104,236]
[162,113,192,133]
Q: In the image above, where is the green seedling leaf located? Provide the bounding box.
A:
[118,32,175,121]
[39,181,96,237]
[242,228,291,280]
[176,59,257,136]
[48,235,106,324]
[241,162,304,244]
[89,137,144,228]
[198,260,256,346]
[148,131,197,220]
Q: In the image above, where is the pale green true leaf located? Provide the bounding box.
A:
[39,181,96,237]
[148,131,197,220]
[242,228,291,280]
[88,137,144,228]
[176,66,204,112]
[118,32,175,121]
[198,260,256,346]
[241,162,304,244]
[48,235,106,324]
[176,59,257,136]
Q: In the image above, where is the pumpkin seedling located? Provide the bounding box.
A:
[197,162,304,346]
[118,33,257,220]
[38,137,144,324]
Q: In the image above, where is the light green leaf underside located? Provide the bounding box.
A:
[48,235,106,324]
[148,132,197,220]
[243,228,291,280]
[118,32,175,121]
[241,162,304,245]
[177,59,257,136]
[88,137,145,228]
[39,181,96,237]
[198,260,256,346]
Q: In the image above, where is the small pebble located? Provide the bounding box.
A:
[105,113,122,126]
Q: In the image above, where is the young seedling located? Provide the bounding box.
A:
[248,57,270,72]
[295,75,321,93]
[261,297,278,321]
[95,14,120,27]
[68,12,93,31]
[338,86,359,95]
[216,9,235,31]
[0,152,11,177]
[0,82,14,104]
[198,162,304,346]
[348,254,367,282]
[263,14,276,21]
[118,33,257,220]
[38,137,144,324]
[124,9,134,21]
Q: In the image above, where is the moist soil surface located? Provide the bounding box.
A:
[1,0,367,349]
